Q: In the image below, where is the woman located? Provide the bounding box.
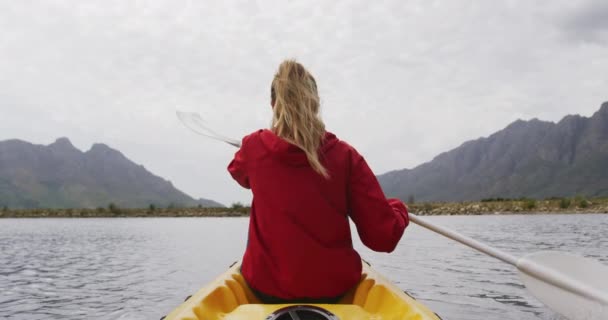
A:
[228,60,409,303]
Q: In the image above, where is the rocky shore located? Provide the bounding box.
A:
[0,206,250,218]
[408,197,608,215]
[1,197,607,218]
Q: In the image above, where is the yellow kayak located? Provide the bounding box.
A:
[162,260,442,320]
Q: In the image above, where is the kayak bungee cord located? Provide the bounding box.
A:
[176,110,608,320]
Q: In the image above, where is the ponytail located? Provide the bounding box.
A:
[271,60,328,178]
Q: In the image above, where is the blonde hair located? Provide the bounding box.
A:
[270,60,329,178]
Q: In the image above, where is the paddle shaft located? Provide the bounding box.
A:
[409,213,608,305]
[409,213,518,265]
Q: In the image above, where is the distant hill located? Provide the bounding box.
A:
[0,138,224,209]
[378,102,608,202]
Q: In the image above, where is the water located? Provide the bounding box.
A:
[0,214,606,320]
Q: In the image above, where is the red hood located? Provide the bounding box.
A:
[259,129,339,166]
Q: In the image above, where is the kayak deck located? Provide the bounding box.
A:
[164,261,441,320]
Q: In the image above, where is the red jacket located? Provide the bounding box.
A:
[228,129,408,299]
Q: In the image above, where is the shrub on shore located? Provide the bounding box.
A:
[481,197,509,202]
[574,195,590,208]
[231,202,245,210]
[524,199,537,210]
[108,203,121,215]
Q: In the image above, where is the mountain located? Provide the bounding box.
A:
[378,102,608,202]
[0,138,224,208]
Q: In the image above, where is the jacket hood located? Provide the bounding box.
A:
[259,129,339,166]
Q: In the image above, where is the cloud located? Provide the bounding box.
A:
[0,1,607,204]
[558,0,608,45]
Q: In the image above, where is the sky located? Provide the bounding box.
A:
[1,1,607,206]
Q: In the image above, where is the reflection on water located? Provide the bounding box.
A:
[0,214,606,320]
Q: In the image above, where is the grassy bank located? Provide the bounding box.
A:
[2,197,607,218]
[408,197,608,215]
[0,206,250,218]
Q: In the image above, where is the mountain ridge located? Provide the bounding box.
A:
[0,138,223,209]
[378,101,608,202]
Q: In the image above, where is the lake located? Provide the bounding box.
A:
[0,214,606,320]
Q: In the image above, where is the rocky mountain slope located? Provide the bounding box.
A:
[378,102,608,201]
[0,138,223,208]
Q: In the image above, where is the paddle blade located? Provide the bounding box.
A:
[176,111,241,147]
[517,252,608,320]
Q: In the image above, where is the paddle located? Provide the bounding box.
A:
[176,110,608,319]
[409,214,607,319]
[176,111,241,147]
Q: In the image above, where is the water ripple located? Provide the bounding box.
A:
[0,215,606,320]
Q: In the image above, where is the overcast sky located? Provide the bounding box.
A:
[1,1,607,205]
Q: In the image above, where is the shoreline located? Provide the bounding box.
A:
[0,207,250,218]
[407,197,608,216]
[1,197,607,218]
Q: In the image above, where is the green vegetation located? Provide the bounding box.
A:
[229,202,249,215]
[406,196,608,215]
[572,195,590,208]
[231,202,245,210]
[0,206,249,218]
[2,197,607,218]
[108,202,121,215]
[544,196,562,201]
[524,199,536,210]
[481,197,509,202]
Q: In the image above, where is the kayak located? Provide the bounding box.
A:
[162,260,442,320]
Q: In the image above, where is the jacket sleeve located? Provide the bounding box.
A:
[227,136,251,189]
[347,151,409,252]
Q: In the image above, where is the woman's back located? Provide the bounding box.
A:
[227,59,408,301]
[228,128,408,300]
